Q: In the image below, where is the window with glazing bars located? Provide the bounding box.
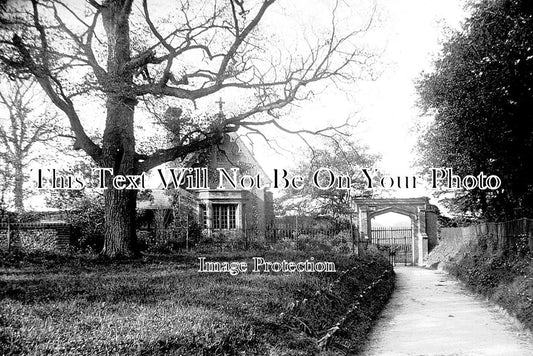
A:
[213,204,237,229]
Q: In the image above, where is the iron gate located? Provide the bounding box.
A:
[371,226,413,265]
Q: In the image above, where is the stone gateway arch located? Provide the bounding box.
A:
[353,197,439,266]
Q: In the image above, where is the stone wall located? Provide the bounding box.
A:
[0,222,72,252]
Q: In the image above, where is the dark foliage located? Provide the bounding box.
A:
[65,196,105,253]
[447,233,533,330]
[276,145,378,220]
[417,0,533,220]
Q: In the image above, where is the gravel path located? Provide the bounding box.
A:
[361,267,533,356]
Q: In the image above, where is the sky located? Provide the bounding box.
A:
[250,0,469,199]
[2,0,470,210]
[71,0,469,186]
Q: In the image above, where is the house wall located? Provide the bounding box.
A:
[203,134,273,229]
[141,133,274,233]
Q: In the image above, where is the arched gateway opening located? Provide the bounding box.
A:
[353,197,439,266]
[371,211,413,265]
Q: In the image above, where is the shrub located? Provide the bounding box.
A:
[138,221,204,253]
[446,233,533,330]
[269,230,353,253]
[64,197,105,253]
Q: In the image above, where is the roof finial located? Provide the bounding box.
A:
[216,97,225,115]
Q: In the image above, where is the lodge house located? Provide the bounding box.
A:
[138,132,275,234]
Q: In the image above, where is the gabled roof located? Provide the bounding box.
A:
[229,133,272,185]
[138,132,271,209]
[148,132,272,190]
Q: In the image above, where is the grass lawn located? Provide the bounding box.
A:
[0,250,394,355]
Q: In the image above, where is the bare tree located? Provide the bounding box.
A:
[0,0,375,257]
[0,156,10,215]
[0,78,59,211]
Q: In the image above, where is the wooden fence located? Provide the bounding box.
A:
[440,218,533,255]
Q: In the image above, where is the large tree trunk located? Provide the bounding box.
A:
[100,94,138,257]
[102,188,138,257]
[100,95,138,258]
[100,96,139,257]
[100,0,138,258]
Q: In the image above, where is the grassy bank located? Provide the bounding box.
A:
[0,250,394,355]
[443,235,533,330]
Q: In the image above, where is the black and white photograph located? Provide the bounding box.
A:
[1,0,533,355]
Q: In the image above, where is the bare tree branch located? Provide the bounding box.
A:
[0,0,375,186]
[0,77,65,211]
[4,1,103,160]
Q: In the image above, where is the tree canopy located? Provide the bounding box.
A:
[275,143,377,220]
[417,0,533,221]
[0,0,375,256]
